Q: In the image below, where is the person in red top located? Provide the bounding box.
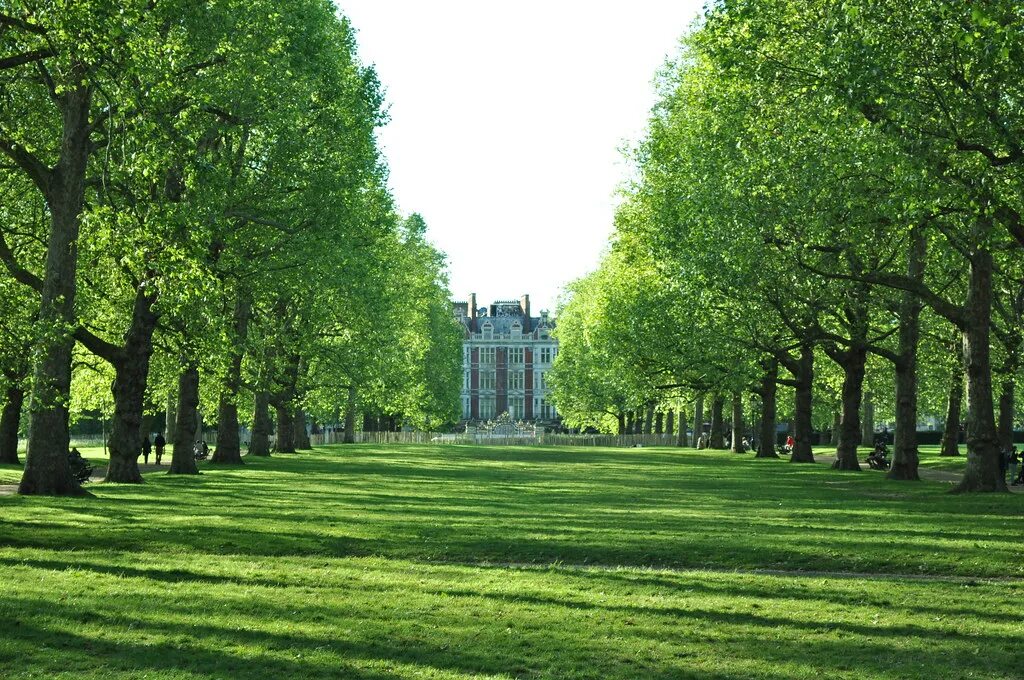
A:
[785,435,795,452]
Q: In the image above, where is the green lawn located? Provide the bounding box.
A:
[1,444,1021,679]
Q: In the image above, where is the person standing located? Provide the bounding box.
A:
[1006,448,1019,485]
[154,432,166,465]
[141,435,152,465]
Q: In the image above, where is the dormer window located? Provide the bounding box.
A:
[510,321,522,337]
[482,321,493,339]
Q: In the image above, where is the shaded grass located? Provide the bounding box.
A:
[0,444,1022,678]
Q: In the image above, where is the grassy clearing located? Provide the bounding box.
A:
[1,444,1022,679]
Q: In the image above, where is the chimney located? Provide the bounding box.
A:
[469,292,477,331]
[520,294,531,332]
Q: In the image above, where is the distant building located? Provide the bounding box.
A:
[452,293,558,423]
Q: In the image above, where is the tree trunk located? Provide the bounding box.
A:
[888,226,925,480]
[655,411,664,435]
[18,83,92,496]
[643,402,654,435]
[676,407,688,447]
[0,385,24,464]
[756,360,778,458]
[294,407,311,449]
[861,391,874,449]
[709,395,725,449]
[832,349,866,471]
[101,286,158,483]
[212,293,250,464]
[275,404,295,453]
[170,365,200,475]
[166,389,177,446]
[665,409,674,437]
[731,393,744,453]
[692,394,704,448]
[954,247,1005,491]
[997,380,1014,454]
[616,411,625,435]
[343,386,356,443]
[248,391,272,456]
[940,359,963,457]
[790,345,815,463]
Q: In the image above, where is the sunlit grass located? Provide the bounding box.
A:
[0,444,1021,678]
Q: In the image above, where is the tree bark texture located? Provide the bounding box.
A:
[940,359,963,457]
[170,365,200,475]
[997,380,1014,453]
[275,404,295,453]
[294,407,311,449]
[616,412,625,435]
[709,395,725,449]
[248,391,272,456]
[0,385,24,464]
[18,83,92,496]
[166,389,177,446]
[888,227,925,480]
[954,247,1006,492]
[832,348,866,471]
[98,285,158,483]
[343,386,356,443]
[730,393,744,453]
[676,407,687,447]
[655,411,664,435]
[665,409,674,437]
[789,345,815,463]
[212,293,250,464]
[643,402,654,435]
[756,360,779,458]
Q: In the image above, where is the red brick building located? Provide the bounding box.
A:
[452,294,558,423]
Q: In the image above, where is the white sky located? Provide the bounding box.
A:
[334,1,704,313]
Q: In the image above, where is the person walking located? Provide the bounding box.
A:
[1007,448,1019,485]
[154,432,166,465]
[141,435,152,465]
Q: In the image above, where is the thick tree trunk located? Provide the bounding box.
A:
[343,386,356,443]
[166,389,177,446]
[692,394,704,447]
[655,411,664,435]
[940,360,963,457]
[212,294,250,464]
[294,407,311,449]
[731,393,744,453]
[101,286,158,483]
[757,360,778,458]
[170,365,200,475]
[0,385,24,464]
[997,380,1014,453]
[676,407,687,447]
[275,404,295,453]
[709,395,725,449]
[665,409,674,437]
[889,227,925,480]
[861,391,874,449]
[790,345,815,463]
[954,248,1005,491]
[248,391,272,456]
[643,402,654,435]
[832,349,866,471]
[18,84,92,496]
[616,412,625,435]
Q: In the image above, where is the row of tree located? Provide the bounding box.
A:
[550,0,1023,492]
[0,1,462,495]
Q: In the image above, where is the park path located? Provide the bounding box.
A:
[813,453,1023,493]
[0,462,172,496]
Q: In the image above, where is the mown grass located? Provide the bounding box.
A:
[1,444,1022,679]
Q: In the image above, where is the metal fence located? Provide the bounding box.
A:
[309,431,681,448]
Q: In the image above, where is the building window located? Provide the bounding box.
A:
[511,321,522,337]
[508,371,524,390]
[540,399,552,420]
[508,347,524,365]
[480,396,495,419]
[480,371,495,390]
[538,371,547,390]
[480,347,496,364]
[482,321,493,339]
[509,397,524,420]
[464,371,471,390]
[539,347,552,364]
